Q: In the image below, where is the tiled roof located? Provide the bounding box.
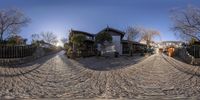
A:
[97,27,125,36]
[71,29,95,37]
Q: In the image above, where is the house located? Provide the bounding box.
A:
[96,26,125,55]
[96,26,147,55]
[68,27,147,57]
[68,29,96,57]
[121,40,147,55]
[69,29,95,41]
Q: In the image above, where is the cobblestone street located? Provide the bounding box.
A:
[0,51,200,99]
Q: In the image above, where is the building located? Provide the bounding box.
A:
[139,39,158,48]
[68,29,96,57]
[158,41,184,48]
[121,40,147,55]
[156,41,184,53]
[68,27,147,57]
[96,27,125,55]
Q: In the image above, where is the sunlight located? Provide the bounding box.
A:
[56,40,63,47]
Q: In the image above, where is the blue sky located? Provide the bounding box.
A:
[1,0,200,43]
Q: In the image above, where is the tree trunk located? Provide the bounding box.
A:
[130,44,133,56]
[0,32,3,42]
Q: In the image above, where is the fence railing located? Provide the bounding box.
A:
[0,45,37,58]
[187,45,200,58]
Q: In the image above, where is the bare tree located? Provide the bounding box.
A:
[126,26,140,41]
[170,5,200,41]
[61,37,68,44]
[40,32,58,45]
[125,26,140,56]
[31,33,40,43]
[139,27,160,48]
[0,9,30,41]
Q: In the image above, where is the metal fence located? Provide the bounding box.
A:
[187,45,200,58]
[0,45,37,58]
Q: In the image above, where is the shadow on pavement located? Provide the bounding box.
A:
[0,52,58,77]
[66,55,146,71]
[162,54,200,76]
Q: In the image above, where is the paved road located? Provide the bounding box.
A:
[0,51,200,99]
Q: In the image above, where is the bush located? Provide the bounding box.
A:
[67,47,77,59]
[70,34,86,47]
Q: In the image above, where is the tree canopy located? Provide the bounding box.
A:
[7,35,27,45]
[70,34,86,46]
[171,6,200,41]
[95,32,112,44]
[31,32,58,45]
[139,27,160,48]
[0,9,30,42]
[125,26,140,42]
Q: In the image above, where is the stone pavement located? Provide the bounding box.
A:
[0,51,200,99]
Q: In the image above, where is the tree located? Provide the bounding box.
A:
[70,34,86,56]
[171,5,200,41]
[126,26,140,41]
[189,37,198,45]
[40,32,58,45]
[95,32,112,45]
[70,34,86,48]
[61,37,68,44]
[125,26,140,56]
[61,37,69,50]
[139,27,160,49]
[0,9,30,42]
[95,32,112,55]
[64,42,70,50]
[7,35,27,45]
[31,33,40,43]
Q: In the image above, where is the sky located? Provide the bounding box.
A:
[1,0,200,45]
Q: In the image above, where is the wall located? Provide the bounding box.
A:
[0,47,60,66]
[112,36,122,55]
[177,48,195,65]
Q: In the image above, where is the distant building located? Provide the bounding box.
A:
[158,41,184,48]
[155,41,184,53]
[139,39,158,48]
